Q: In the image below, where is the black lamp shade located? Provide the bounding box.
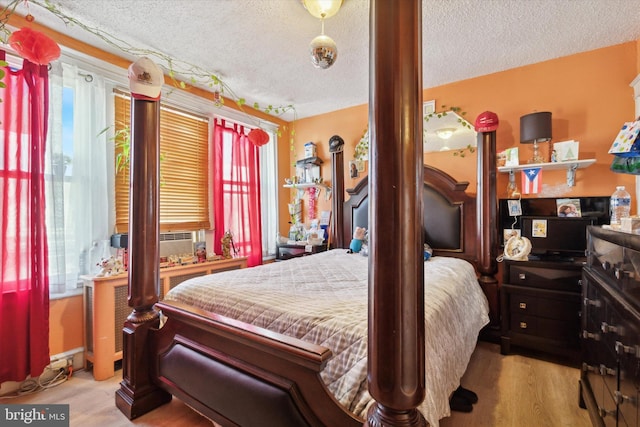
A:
[520,112,552,143]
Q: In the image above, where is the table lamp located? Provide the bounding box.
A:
[520,112,552,164]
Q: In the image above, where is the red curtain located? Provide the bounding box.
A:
[213,119,263,267]
[0,51,51,383]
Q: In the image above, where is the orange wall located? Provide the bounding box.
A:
[281,42,639,234]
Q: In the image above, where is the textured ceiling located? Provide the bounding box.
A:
[7,0,640,120]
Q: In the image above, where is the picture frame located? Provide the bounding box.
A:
[507,199,522,217]
[504,147,519,167]
[553,140,580,162]
[556,198,581,217]
[423,99,436,116]
[193,241,206,262]
[349,160,359,178]
[531,219,547,238]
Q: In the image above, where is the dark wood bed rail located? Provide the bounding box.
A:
[150,300,361,427]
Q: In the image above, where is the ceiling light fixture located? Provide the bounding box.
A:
[435,128,456,140]
[303,0,343,69]
[302,0,343,19]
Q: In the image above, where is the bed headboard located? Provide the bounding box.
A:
[342,164,478,263]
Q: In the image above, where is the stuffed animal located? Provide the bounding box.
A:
[424,243,433,261]
[348,227,366,253]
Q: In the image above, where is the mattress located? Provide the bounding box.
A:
[165,249,489,426]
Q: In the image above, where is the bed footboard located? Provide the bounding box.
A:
[149,301,362,427]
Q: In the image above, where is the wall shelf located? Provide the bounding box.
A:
[498,159,596,187]
[283,183,332,200]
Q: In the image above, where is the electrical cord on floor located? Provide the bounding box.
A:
[0,365,71,399]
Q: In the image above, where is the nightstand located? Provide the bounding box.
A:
[500,258,584,364]
[275,243,327,260]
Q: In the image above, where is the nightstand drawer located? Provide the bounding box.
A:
[509,265,582,292]
[509,292,580,320]
[510,313,579,343]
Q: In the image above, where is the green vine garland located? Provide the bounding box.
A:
[0,0,297,148]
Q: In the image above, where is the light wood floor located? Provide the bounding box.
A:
[1,341,590,426]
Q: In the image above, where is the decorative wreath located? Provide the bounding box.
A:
[503,235,532,261]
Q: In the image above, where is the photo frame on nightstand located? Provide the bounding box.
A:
[507,199,522,217]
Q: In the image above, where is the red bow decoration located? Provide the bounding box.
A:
[248,128,269,147]
[9,27,61,65]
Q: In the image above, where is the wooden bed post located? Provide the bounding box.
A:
[366,1,426,426]
[477,131,500,333]
[331,147,344,248]
[116,97,171,419]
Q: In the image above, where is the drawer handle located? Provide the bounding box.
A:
[615,341,639,357]
[583,297,602,308]
[518,273,526,280]
[582,330,600,341]
[598,408,616,418]
[600,322,622,335]
[518,302,527,309]
[599,364,616,377]
[615,390,638,406]
[519,322,527,329]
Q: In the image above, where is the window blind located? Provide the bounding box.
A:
[114,91,211,232]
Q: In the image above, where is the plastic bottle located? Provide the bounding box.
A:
[610,186,631,225]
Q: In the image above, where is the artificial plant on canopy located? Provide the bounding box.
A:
[248,128,269,147]
[8,26,60,65]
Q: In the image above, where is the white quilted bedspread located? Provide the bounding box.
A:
[164,249,489,427]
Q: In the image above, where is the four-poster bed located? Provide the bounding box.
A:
[115,2,499,426]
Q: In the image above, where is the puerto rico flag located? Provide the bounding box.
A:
[521,168,542,194]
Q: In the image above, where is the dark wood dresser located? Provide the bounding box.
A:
[501,258,584,363]
[580,226,640,427]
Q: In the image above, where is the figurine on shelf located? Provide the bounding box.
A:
[96,256,125,277]
[221,230,234,259]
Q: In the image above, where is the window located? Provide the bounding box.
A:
[44,84,76,293]
[259,129,278,258]
[9,50,275,297]
[113,91,210,232]
[213,120,263,266]
[45,62,111,295]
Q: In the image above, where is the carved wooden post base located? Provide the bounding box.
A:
[478,274,500,328]
[364,404,427,427]
[115,307,171,420]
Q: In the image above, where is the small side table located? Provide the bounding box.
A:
[276,243,327,260]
